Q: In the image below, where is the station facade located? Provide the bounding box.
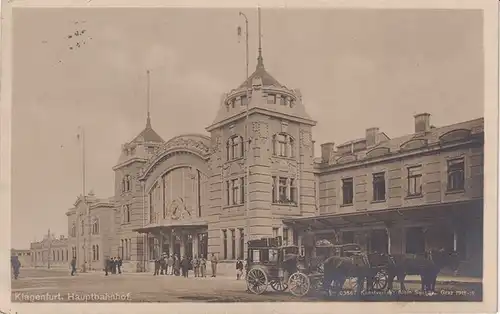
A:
[63,53,484,276]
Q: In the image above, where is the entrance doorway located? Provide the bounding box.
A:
[369,229,388,253]
[185,234,193,259]
[406,227,425,254]
[198,233,208,258]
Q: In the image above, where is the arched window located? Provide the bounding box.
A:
[92,218,99,234]
[71,222,76,237]
[226,135,244,161]
[122,205,131,224]
[80,219,84,236]
[272,133,295,158]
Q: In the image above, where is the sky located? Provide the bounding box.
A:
[11,8,484,249]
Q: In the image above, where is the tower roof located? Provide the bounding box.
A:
[131,123,164,143]
[238,61,283,89]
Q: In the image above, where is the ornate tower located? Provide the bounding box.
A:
[205,10,316,258]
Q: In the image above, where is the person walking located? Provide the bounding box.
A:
[153,257,160,276]
[210,253,218,277]
[174,254,181,276]
[11,255,21,280]
[180,256,190,278]
[236,258,244,280]
[200,255,207,278]
[104,256,112,276]
[70,257,77,276]
[167,254,174,275]
[192,255,200,277]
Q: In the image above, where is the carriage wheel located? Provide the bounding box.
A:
[372,270,388,291]
[246,268,268,295]
[288,272,311,297]
[270,279,288,292]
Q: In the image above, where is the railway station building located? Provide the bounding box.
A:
[64,52,484,276]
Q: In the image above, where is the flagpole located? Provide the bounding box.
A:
[239,11,251,259]
[78,126,89,272]
[47,228,51,269]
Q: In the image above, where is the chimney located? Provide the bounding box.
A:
[320,142,335,162]
[414,113,431,133]
[365,127,379,147]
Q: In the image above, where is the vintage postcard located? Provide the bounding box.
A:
[1,0,498,313]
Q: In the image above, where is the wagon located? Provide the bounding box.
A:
[245,236,299,295]
[287,242,389,297]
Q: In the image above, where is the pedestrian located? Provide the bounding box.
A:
[192,255,200,277]
[303,226,316,272]
[104,256,111,276]
[153,257,160,276]
[167,254,174,275]
[210,253,218,277]
[181,256,190,278]
[200,255,207,277]
[70,257,77,276]
[236,258,244,280]
[117,256,122,274]
[174,254,181,276]
[160,253,166,275]
[11,255,21,280]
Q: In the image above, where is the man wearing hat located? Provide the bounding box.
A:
[159,252,167,275]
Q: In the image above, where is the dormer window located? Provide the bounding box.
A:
[241,95,248,106]
[235,97,241,106]
[279,96,286,106]
[267,94,276,104]
[226,135,245,161]
[290,99,295,108]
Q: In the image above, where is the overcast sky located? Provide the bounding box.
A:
[11,8,483,249]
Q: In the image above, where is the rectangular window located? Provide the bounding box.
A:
[342,178,354,205]
[372,172,386,201]
[240,177,245,204]
[272,227,279,238]
[407,165,422,196]
[278,134,286,157]
[447,158,465,191]
[283,228,289,245]
[292,230,298,245]
[239,228,245,260]
[231,179,239,205]
[290,178,297,203]
[223,230,228,259]
[267,94,276,104]
[231,137,239,159]
[279,177,287,202]
[231,229,236,260]
[272,176,277,203]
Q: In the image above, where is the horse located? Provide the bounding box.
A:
[385,248,460,293]
[322,253,373,296]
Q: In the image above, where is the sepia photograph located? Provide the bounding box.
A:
[2,0,498,313]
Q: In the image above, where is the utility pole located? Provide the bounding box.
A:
[78,126,90,272]
[47,228,51,269]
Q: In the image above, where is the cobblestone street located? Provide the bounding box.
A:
[11,269,482,302]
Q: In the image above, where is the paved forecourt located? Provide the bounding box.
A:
[11,269,482,302]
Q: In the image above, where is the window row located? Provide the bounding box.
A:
[272,133,295,158]
[225,177,246,206]
[226,95,249,110]
[92,244,100,261]
[71,217,100,237]
[221,228,245,260]
[266,94,295,107]
[272,176,297,204]
[340,157,466,205]
[120,238,132,260]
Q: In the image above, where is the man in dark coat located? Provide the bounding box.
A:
[236,258,244,280]
[70,257,77,276]
[180,256,190,278]
[104,256,112,276]
[303,226,316,272]
[117,256,122,274]
[11,255,21,279]
[153,257,160,275]
[174,254,181,276]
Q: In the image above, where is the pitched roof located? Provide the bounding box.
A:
[131,117,164,143]
[239,64,283,89]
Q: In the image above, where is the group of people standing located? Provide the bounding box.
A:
[104,256,123,276]
[154,252,219,278]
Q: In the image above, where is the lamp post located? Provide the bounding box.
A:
[77,126,90,272]
[239,11,251,259]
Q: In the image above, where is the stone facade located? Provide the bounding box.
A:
[47,54,484,276]
[29,234,69,269]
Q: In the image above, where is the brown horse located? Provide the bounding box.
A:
[322,254,373,296]
[385,249,460,292]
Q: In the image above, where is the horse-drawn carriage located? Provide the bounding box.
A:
[245,236,390,297]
